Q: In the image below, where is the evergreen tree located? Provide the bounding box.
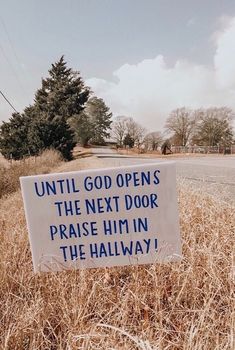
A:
[87,97,112,144]
[123,133,134,148]
[0,113,30,159]
[31,56,90,159]
[161,139,172,155]
[71,96,112,146]
[0,56,89,160]
[69,111,93,147]
[34,56,90,119]
[28,114,76,160]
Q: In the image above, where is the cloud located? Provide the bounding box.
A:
[214,17,235,89]
[86,17,235,131]
[186,17,196,27]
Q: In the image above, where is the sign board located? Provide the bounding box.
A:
[20,162,181,272]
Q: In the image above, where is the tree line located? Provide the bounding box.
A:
[1,56,234,160]
[0,56,112,160]
[111,107,234,151]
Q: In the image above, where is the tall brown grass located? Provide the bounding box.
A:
[0,150,63,199]
[0,162,234,349]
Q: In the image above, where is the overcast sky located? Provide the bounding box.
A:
[1,0,235,130]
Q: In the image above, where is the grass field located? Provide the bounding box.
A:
[0,152,234,349]
[0,150,62,199]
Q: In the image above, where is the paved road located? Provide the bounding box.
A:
[91,148,235,205]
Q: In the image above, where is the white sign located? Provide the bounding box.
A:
[20,162,181,272]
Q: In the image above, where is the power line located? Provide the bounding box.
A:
[0,17,28,96]
[0,16,21,68]
[0,90,18,113]
[0,18,26,114]
[0,41,25,93]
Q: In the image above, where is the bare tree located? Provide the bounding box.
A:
[193,107,234,146]
[112,116,146,148]
[111,116,128,146]
[165,107,196,146]
[143,131,163,151]
[126,117,146,147]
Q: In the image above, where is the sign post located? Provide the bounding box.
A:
[20,162,181,272]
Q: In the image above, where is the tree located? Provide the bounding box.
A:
[192,107,234,147]
[111,116,128,147]
[86,97,112,144]
[143,131,163,151]
[71,96,112,146]
[123,133,134,148]
[165,107,196,146]
[111,116,146,148]
[0,113,30,159]
[34,56,90,119]
[0,56,89,160]
[161,139,172,155]
[126,117,146,147]
[69,111,93,147]
[28,114,76,160]
[0,110,76,160]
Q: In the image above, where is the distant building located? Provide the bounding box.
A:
[104,138,117,146]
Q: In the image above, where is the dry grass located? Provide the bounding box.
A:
[117,148,235,159]
[0,154,9,167]
[0,160,234,349]
[72,146,93,159]
[0,150,63,199]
